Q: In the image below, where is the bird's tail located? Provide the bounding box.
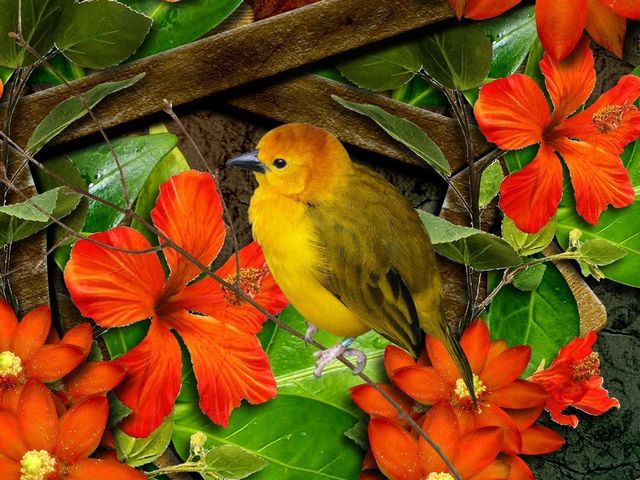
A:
[441,313,476,406]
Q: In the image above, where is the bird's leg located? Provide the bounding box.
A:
[304,321,318,345]
[313,338,367,378]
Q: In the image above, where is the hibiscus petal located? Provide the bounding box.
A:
[520,425,565,454]
[482,346,531,392]
[114,321,182,438]
[545,397,579,427]
[498,144,564,234]
[556,138,635,224]
[392,366,451,404]
[55,396,108,464]
[536,0,588,61]
[503,405,545,431]
[0,299,18,351]
[64,362,126,402]
[573,381,620,415]
[385,345,416,377]
[540,36,595,122]
[351,384,412,419]
[468,459,511,480]
[585,0,626,58]
[61,323,94,356]
[25,344,85,383]
[455,427,503,478]
[18,380,59,452]
[418,401,459,473]
[368,417,421,480]
[463,0,521,19]
[475,404,522,455]
[460,320,490,374]
[11,305,51,361]
[485,380,548,409]
[67,458,146,480]
[0,410,27,460]
[501,454,534,480]
[151,170,225,287]
[474,74,549,150]
[65,227,165,328]
[604,0,640,18]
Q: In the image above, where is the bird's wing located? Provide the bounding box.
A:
[307,166,439,356]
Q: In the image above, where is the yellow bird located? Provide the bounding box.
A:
[228,123,473,395]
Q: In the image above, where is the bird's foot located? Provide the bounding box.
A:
[313,338,367,378]
[304,321,319,345]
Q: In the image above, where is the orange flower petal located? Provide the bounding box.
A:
[418,401,459,473]
[475,405,522,455]
[573,380,620,415]
[385,345,416,377]
[501,454,534,480]
[25,344,85,383]
[392,366,451,404]
[351,384,412,419]
[65,227,165,328]
[520,425,565,454]
[460,320,490,374]
[11,305,51,361]
[585,0,626,58]
[0,410,27,460]
[55,396,108,464]
[485,380,548,409]
[0,456,20,480]
[481,346,531,392]
[18,380,59,452]
[545,397,579,427]
[151,170,225,287]
[474,74,549,150]
[468,459,511,480]
[455,427,503,478]
[536,0,588,61]
[368,417,421,480]
[486,340,508,365]
[114,321,182,438]
[556,138,635,224]
[498,143,563,234]
[64,362,126,402]
[464,0,521,19]
[61,323,94,356]
[0,299,18,351]
[503,405,544,431]
[604,0,640,18]
[447,0,465,18]
[67,458,146,480]
[426,336,459,385]
[0,384,22,413]
[172,311,276,427]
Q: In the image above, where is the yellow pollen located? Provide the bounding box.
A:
[454,374,486,401]
[592,104,631,133]
[426,473,455,480]
[571,352,600,382]
[20,450,58,480]
[222,267,265,305]
[0,351,24,388]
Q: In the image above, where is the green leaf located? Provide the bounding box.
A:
[103,321,150,360]
[418,211,521,270]
[502,216,556,257]
[579,238,627,266]
[480,5,536,78]
[422,23,492,90]
[486,264,580,376]
[336,40,423,91]
[524,39,545,91]
[27,74,144,154]
[55,0,152,69]
[0,0,70,68]
[512,264,546,292]
[115,413,174,467]
[391,76,447,107]
[203,445,268,480]
[59,133,178,233]
[131,123,190,244]
[173,306,389,480]
[108,392,132,429]
[30,53,84,85]
[333,96,450,176]
[479,161,503,208]
[121,0,242,59]
[0,66,12,84]
[344,417,369,451]
[503,145,537,174]
[0,187,80,246]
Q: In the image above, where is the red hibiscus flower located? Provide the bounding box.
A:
[475,37,640,233]
[64,170,287,437]
[0,300,93,413]
[531,331,619,427]
[0,379,144,480]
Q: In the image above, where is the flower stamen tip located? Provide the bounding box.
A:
[572,352,600,382]
[592,104,632,133]
[452,374,486,410]
[426,473,455,480]
[0,350,24,388]
[223,267,265,305]
[20,450,59,480]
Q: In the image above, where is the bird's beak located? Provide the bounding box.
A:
[226,150,267,173]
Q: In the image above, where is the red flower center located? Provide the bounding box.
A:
[19,450,63,480]
[0,351,25,389]
[571,352,600,382]
[222,267,265,305]
[451,374,487,412]
[592,103,631,133]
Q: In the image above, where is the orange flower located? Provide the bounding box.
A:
[0,379,144,480]
[55,361,126,408]
[64,170,287,437]
[531,331,619,427]
[475,38,640,233]
[447,0,640,60]
[0,300,93,413]
[368,401,508,480]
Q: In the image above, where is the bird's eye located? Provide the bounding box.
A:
[273,158,287,169]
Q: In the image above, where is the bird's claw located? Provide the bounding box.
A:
[304,322,318,345]
[313,341,367,378]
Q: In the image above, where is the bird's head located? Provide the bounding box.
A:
[226,123,352,200]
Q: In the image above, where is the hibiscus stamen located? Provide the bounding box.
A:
[20,450,60,480]
[0,351,25,389]
[223,267,265,305]
[426,473,455,480]
[592,103,632,133]
[452,374,486,410]
[571,352,600,382]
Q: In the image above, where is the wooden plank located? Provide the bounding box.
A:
[6,0,455,148]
